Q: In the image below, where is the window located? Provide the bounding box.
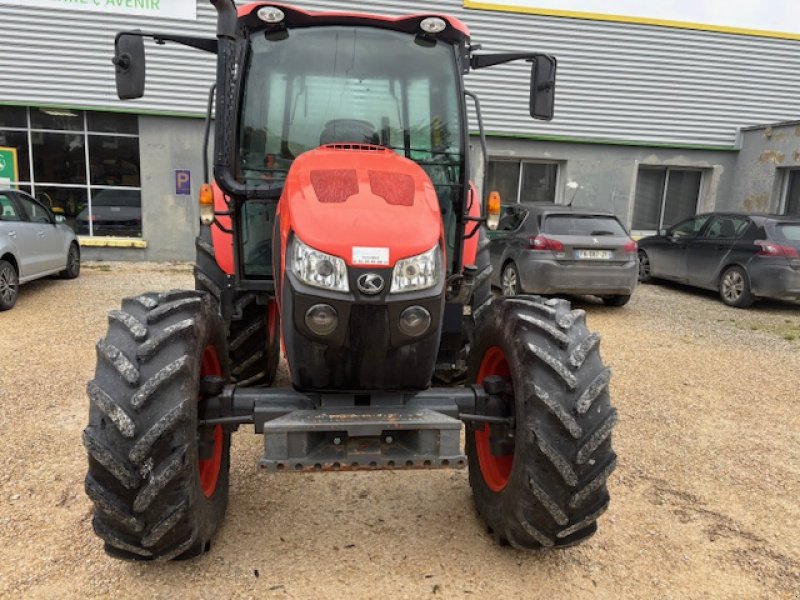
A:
[543,215,628,237]
[0,194,21,221]
[780,169,800,216]
[16,193,51,224]
[670,215,709,238]
[703,216,749,239]
[0,107,141,237]
[487,160,558,204]
[633,167,703,231]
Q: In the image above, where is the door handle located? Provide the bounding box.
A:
[38,231,46,237]
[7,230,15,237]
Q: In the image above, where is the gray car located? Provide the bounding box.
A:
[489,204,639,306]
[0,189,80,310]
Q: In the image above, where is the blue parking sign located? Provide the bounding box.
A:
[176,169,192,195]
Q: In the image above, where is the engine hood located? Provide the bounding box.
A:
[278,144,443,267]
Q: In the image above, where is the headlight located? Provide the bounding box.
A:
[391,245,441,293]
[290,236,349,292]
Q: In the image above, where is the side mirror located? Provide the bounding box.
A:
[659,228,668,236]
[530,55,557,121]
[55,215,66,225]
[113,32,146,100]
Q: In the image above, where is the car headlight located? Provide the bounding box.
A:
[290,236,349,292]
[391,245,441,293]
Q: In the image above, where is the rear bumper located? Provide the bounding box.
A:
[749,262,800,301]
[518,255,639,296]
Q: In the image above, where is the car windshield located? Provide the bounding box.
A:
[543,215,628,236]
[238,26,463,189]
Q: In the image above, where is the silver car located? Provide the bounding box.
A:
[0,189,80,311]
[489,204,638,306]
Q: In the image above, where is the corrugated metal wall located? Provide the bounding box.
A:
[2,0,800,147]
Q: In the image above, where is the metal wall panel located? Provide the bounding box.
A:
[2,0,800,147]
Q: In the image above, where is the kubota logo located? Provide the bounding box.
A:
[357,273,384,295]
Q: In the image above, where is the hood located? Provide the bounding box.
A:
[279,144,443,267]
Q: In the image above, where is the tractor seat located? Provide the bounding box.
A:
[320,119,379,146]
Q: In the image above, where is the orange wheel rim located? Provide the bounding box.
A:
[475,346,514,492]
[198,345,223,498]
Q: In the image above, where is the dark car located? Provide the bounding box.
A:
[637,212,800,307]
[488,204,639,306]
[75,189,142,237]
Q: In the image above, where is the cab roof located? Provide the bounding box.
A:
[238,2,471,44]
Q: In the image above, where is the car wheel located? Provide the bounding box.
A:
[0,259,19,311]
[638,250,652,283]
[601,294,631,307]
[501,263,520,296]
[719,266,755,308]
[60,243,81,279]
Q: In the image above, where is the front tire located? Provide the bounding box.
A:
[719,266,755,308]
[83,290,231,561]
[638,250,652,283]
[467,296,617,548]
[60,243,80,279]
[0,259,18,311]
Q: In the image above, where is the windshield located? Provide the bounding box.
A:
[238,26,463,190]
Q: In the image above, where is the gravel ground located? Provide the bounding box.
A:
[0,262,798,599]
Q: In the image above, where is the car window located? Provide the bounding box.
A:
[670,215,709,238]
[15,194,52,224]
[496,206,525,232]
[775,223,800,241]
[0,194,21,222]
[543,215,628,236]
[703,216,749,239]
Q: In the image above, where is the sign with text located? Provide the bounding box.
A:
[0,0,196,21]
[0,147,19,187]
[175,169,191,196]
[464,0,800,40]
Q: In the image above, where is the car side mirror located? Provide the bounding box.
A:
[54,215,66,225]
[113,32,146,100]
[659,228,669,237]
[530,55,556,121]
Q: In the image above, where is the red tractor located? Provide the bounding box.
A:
[84,1,617,561]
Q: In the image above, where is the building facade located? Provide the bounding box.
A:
[1,0,799,261]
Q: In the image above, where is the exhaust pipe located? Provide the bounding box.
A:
[210,0,238,39]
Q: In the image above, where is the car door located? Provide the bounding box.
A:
[686,215,750,290]
[13,192,65,273]
[651,215,710,282]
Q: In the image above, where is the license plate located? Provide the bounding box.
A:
[576,249,612,260]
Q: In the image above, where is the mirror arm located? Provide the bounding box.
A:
[470,51,542,70]
[114,31,218,55]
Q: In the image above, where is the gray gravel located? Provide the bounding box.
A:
[0,262,798,599]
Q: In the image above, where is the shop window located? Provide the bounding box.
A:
[0,106,141,237]
[633,167,703,231]
[487,159,558,204]
[781,169,800,216]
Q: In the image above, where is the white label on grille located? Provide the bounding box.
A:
[352,247,390,266]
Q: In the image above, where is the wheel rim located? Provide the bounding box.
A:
[0,265,17,305]
[502,266,517,296]
[198,345,223,498]
[722,270,744,302]
[475,346,514,492]
[638,252,650,279]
